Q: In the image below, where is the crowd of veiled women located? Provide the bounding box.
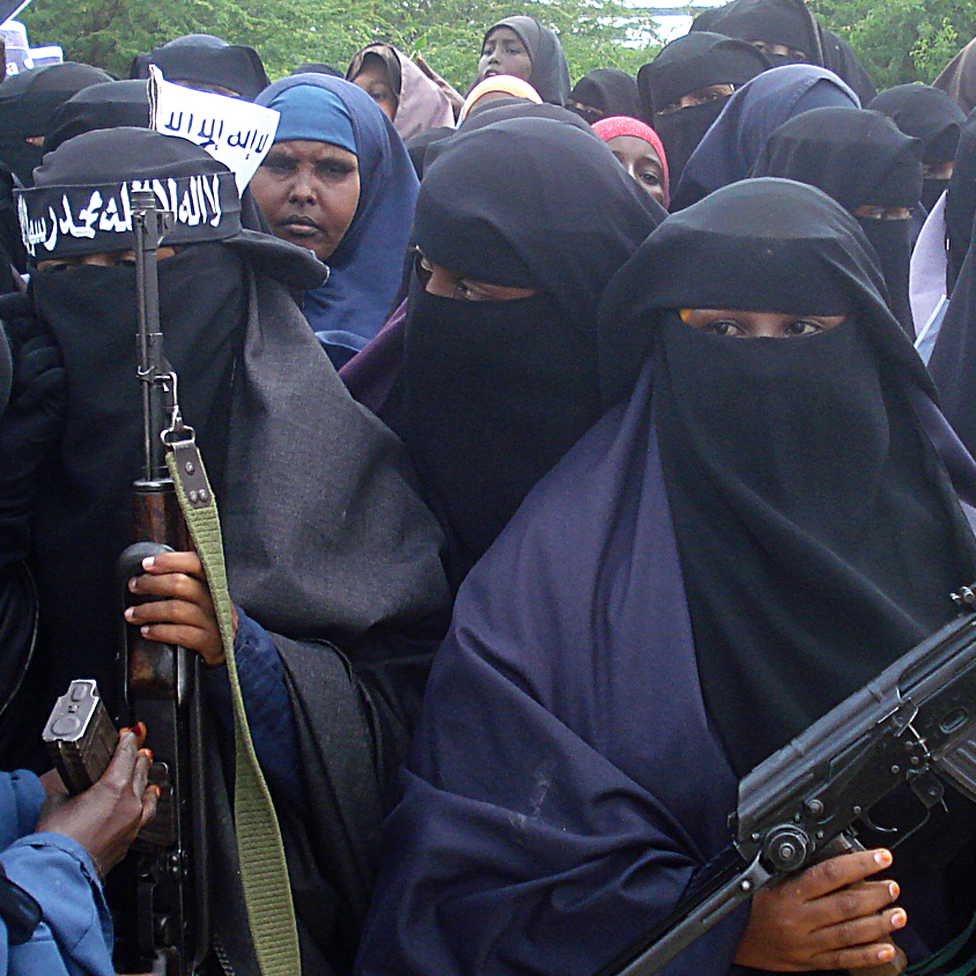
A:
[4,0,976,972]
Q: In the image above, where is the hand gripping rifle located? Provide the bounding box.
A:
[597,583,976,976]
[114,189,210,975]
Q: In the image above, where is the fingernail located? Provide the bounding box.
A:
[128,577,138,591]
[888,881,900,899]
[142,556,154,570]
[154,785,161,797]
[124,607,135,620]
[891,909,907,929]
[119,727,129,735]
[874,849,892,867]
[878,946,896,961]
[134,721,146,737]
[140,625,151,637]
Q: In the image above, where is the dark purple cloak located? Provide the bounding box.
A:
[355,351,976,976]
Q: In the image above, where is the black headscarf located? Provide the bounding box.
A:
[479,16,571,105]
[946,108,976,294]
[131,33,269,101]
[567,68,640,122]
[691,0,876,102]
[869,84,966,212]
[402,116,663,588]
[43,79,150,153]
[0,62,113,186]
[599,177,976,776]
[637,33,771,183]
[752,106,922,334]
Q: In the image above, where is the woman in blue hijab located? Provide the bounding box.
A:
[254,74,419,367]
[671,63,858,209]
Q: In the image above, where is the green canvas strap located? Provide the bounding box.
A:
[165,435,301,976]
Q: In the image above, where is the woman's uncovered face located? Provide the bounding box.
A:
[352,56,398,121]
[251,139,361,263]
[479,27,533,84]
[607,135,666,205]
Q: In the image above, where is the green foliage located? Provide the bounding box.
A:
[20,0,661,88]
[810,0,976,89]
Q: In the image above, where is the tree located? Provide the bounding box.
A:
[811,0,976,89]
[20,0,662,87]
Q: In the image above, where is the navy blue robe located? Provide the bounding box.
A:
[355,356,976,976]
[355,363,747,976]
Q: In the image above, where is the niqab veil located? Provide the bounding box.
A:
[400,116,662,588]
[751,106,922,334]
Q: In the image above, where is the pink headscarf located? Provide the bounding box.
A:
[592,115,670,207]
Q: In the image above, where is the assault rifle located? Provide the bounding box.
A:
[597,583,976,976]
[113,189,210,975]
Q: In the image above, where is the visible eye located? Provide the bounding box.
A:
[704,319,746,337]
[262,156,295,176]
[784,318,826,337]
[640,172,661,186]
[317,159,356,178]
[700,89,723,103]
[37,259,72,273]
[504,44,523,56]
[857,205,886,220]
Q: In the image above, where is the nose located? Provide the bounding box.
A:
[287,166,315,204]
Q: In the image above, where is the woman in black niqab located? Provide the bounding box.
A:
[602,178,976,776]
[567,68,640,123]
[869,83,966,213]
[751,106,923,334]
[397,115,662,589]
[637,32,770,183]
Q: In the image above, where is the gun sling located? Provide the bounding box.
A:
[165,435,301,976]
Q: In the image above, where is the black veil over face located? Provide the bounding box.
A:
[752,106,923,334]
[945,108,976,294]
[600,178,976,781]
[14,127,324,716]
[568,68,640,121]
[403,117,662,587]
[637,32,770,182]
[869,84,966,212]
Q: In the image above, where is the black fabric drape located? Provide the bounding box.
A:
[399,116,662,587]
[637,32,770,182]
[599,177,976,779]
[752,106,922,333]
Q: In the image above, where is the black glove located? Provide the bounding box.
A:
[0,293,67,565]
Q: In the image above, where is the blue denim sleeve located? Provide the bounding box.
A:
[201,609,304,811]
